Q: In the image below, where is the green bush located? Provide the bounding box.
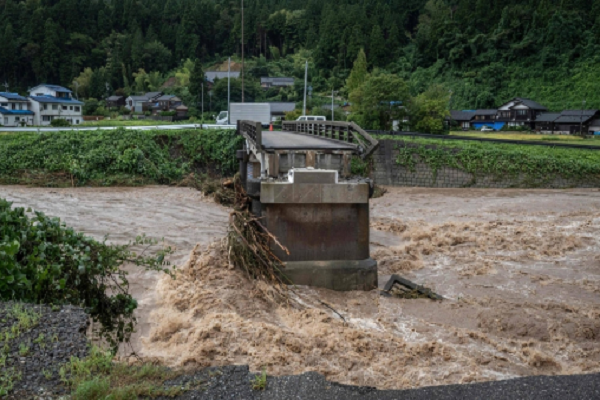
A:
[0,199,173,349]
[50,119,70,127]
[159,111,176,117]
[0,128,243,186]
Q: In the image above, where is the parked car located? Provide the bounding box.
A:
[297,116,326,121]
[481,126,494,132]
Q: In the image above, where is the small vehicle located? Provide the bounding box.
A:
[481,126,494,132]
[297,115,326,121]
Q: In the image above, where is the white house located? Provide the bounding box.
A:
[0,92,35,126]
[28,84,84,126]
[125,92,162,113]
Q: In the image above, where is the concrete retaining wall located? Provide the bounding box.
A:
[372,139,600,189]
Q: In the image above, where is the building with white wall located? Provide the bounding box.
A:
[125,92,162,113]
[28,84,84,125]
[0,92,34,126]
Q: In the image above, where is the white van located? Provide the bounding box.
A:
[297,115,326,121]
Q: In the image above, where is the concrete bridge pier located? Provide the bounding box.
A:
[236,120,379,291]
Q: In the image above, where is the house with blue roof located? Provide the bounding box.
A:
[28,84,84,126]
[0,92,35,126]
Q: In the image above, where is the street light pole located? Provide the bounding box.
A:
[303,61,308,116]
[241,0,244,103]
[331,90,338,121]
[332,90,334,121]
[228,57,231,125]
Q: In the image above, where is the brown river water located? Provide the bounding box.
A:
[1,185,599,390]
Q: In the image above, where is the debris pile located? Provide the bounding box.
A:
[381,275,443,300]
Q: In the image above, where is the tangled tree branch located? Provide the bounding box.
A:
[227,175,292,294]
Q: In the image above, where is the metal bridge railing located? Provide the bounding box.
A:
[282,120,379,159]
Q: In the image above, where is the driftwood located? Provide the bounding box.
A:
[227,175,292,293]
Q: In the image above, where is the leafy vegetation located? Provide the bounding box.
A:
[251,368,267,391]
[0,129,243,187]
[0,199,174,349]
[60,345,187,399]
[386,136,600,186]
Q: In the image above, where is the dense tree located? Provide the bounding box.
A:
[409,84,451,134]
[189,59,205,101]
[41,19,61,83]
[350,73,409,130]
[0,0,598,115]
[369,25,386,67]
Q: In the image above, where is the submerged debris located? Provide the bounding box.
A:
[227,175,292,297]
[381,274,443,300]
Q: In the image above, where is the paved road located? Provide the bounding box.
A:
[0,124,236,132]
[159,366,600,400]
[262,130,357,150]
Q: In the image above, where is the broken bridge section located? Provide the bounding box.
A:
[236,120,379,291]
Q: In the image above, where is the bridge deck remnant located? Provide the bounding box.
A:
[237,120,379,291]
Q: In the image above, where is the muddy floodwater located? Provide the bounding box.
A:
[2,186,600,390]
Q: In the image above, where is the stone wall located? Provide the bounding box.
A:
[371,139,600,189]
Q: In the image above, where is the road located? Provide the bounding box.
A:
[0,124,236,132]
[159,366,600,400]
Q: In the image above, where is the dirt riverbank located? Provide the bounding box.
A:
[2,186,599,390]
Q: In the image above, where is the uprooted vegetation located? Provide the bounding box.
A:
[227,176,293,297]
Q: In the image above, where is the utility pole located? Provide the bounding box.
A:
[303,61,308,116]
[241,0,244,103]
[331,90,338,121]
[201,82,204,123]
[580,99,586,137]
[3,82,9,92]
[227,57,231,125]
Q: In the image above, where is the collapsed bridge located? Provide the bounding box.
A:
[236,120,379,291]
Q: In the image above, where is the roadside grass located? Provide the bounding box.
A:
[251,368,267,391]
[61,345,188,399]
[450,131,600,145]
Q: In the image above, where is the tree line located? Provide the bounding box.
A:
[1,0,600,118]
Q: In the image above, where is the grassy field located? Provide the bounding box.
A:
[450,131,600,146]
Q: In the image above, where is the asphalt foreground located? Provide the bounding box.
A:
[162,365,600,400]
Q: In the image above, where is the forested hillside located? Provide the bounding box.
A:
[1,0,599,111]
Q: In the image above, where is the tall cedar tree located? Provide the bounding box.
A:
[345,49,368,95]
[189,59,205,101]
[369,25,386,67]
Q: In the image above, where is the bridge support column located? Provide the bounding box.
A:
[259,169,378,291]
